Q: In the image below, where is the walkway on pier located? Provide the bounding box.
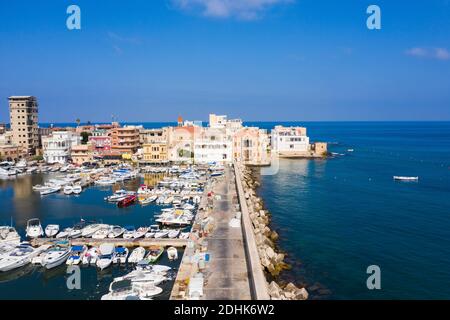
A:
[201,166,252,300]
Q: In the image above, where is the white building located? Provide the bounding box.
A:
[42,131,81,164]
[271,126,310,156]
[194,127,232,164]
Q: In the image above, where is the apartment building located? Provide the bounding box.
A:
[42,131,81,164]
[8,96,39,155]
[110,126,141,154]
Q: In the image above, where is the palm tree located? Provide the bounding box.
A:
[76,118,81,127]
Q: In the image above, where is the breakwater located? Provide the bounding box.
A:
[235,163,309,300]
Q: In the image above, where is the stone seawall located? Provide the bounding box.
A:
[235,163,309,300]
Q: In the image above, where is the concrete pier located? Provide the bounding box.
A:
[31,237,188,248]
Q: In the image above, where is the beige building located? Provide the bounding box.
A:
[71,143,94,165]
[233,127,270,166]
[8,96,39,155]
[111,126,140,154]
[142,128,169,163]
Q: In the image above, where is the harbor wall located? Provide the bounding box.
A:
[234,162,270,300]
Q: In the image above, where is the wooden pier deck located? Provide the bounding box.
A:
[31,237,188,248]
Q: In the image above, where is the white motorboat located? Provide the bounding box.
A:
[0,243,45,272]
[140,195,157,205]
[95,178,117,186]
[26,219,44,238]
[72,185,82,194]
[393,176,419,181]
[113,246,129,264]
[167,247,178,260]
[81,224,109,238]
[15,159,27,169]
[136,262,171,274]
[115,270,166,286]
[82,246,99,265]
[92,226,112,239]
[40,186,61,196]
[0,226,21,245]
[45,224,60,238]
[153,230,169,239]
[133,227,148,239]
[63,185,73,195]
[164,196,174,205]
[107,226,125,238]
[26,167,38,174]
[123,226,136,239]
[41,245,71,269]
[128,247,146,264]
[156,215,191,227]
[168,230,181,239]
[66,245,87,265]
[0,243,16,260]
[96,243,115,270]
[105,189,135,202]
[0,167,17,177]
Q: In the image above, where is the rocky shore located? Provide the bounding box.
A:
[239,165,309,300]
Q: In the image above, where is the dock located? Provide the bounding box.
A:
[31,237,188,248]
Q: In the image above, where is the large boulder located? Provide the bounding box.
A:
[268,281,281,299]
[294,288,309,300]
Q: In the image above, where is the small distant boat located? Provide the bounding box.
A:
[347,149,354,152]
[146,246,164,263]
[45,224,60,238]
[117,195,137,208]
[393,176,419,181]
[26,219,44,238]
[128,247,146,264]
[167,247,178,261]
[108,226,125,238]
[72,185,82,194]
[63,185,73,195]
[40,186,61,196]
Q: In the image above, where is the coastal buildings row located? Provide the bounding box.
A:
[2,96,327,164]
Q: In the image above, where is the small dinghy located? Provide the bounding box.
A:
[92,226,112,240]
[45,224,60,238]
[108,226,125,238]
[128,247,146,264]
[63,185,73,195]
[167,247,178,261]
[146,246,164,263]
[393,176,419,181]
[133,227,148,239]
[72,185,82,194]
[154,230,169,239]
[123,226,136,239]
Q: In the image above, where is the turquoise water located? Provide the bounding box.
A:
[255,122,450,299]
[0,174,182,300]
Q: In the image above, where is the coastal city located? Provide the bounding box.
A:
[0,96,327,300]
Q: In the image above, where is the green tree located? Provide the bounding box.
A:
[80,132,92,144]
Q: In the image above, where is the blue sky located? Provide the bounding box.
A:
[0,0,449,122]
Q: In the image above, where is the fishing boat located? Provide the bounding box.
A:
[117,195,137,208]
[133,227,148,239]
[113,246,129,264]
[63,185,73,195]
[128,247,146,264]
[393,176,419,181]
[40,185,61,196]
[0,226,21,245]
[167,247,178,261]
[0,243,46,272]
[66,245,87,265]
[96,243,115,270]
[41,245,71,269]
[146,246,164,263]
[44,224,60,238]
[108,226,125,238]
[26,219,44,238]
[82,247,99,265]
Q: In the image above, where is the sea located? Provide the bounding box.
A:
[1,121,449,299]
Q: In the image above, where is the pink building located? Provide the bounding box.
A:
[88,135,111,153]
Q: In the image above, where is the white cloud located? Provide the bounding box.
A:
[172,0,294,20]
[405,47,450,61]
